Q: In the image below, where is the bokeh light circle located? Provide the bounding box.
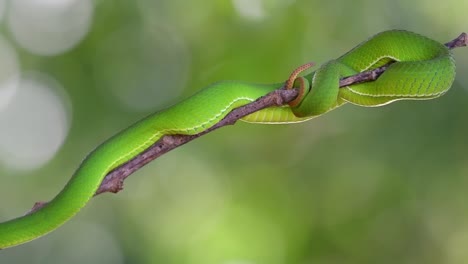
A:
[7,0,94,56]
[49,222,124,264]
[0,0,5,22]
[0,35,20,111]
[0,72,71,171]
[232,0,296,20]
[0,221,123,264]
[94,24,190,111]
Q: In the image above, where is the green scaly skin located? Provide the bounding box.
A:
[0,30,456,249]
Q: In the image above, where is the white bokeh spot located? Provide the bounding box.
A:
[49,222,124,264]
[0,35,20,111]
[0,72,71,171]
[7,0,94,56]
[0,221,123,263]
[0,0,5,23]
[232,0,265,20]
[232,0,296,20]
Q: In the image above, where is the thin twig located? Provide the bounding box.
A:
[29,32,468,212]
[95,32,467,195]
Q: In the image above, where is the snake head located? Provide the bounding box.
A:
[284,62,315,90]
[284,62,315,107]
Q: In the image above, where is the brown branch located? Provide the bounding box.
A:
[95,32,467,195]
[29,32,467,213]
[94,88,300,195]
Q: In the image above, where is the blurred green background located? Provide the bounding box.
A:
[0,0,467,263]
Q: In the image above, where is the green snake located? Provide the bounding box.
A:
[0,30,456,248]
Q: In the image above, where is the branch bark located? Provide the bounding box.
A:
[29,32,467,212]
[95,32,466,195]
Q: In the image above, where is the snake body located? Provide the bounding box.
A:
[0,30,456,248]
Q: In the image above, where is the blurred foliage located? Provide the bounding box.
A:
[1,0,468,263]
